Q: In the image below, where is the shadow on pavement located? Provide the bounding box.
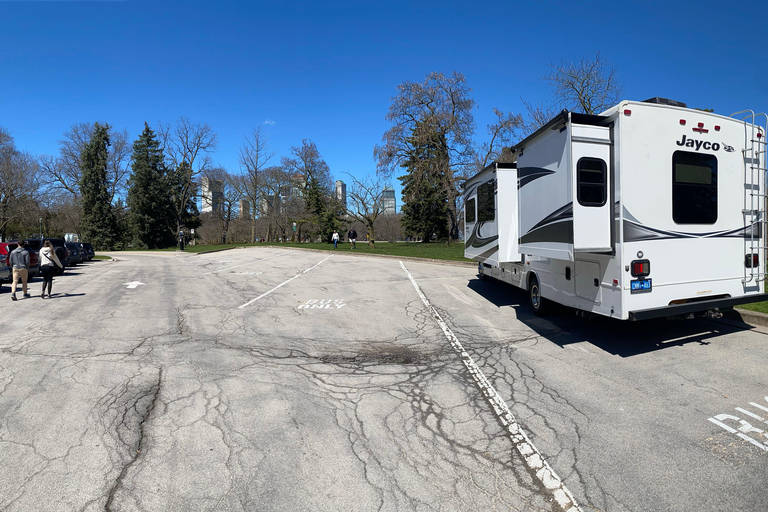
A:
[466,277,760,358]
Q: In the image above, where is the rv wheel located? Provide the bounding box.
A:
[529,275,549,316]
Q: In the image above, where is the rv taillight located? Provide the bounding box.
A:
[714,125,720,131]
[624,109,632,116]
[758,132,763,138]
[679,119,686,125]
[631,260,650,277]
[746,254,760,268]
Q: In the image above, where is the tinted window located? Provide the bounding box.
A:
[466,197,476,223]
[477,182,495,222]
[577,158,607,207]
[673,151,717,224]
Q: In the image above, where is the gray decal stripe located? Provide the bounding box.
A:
[529,203,573,232]
[477,245,498,260]
[520,220,574,245]
[624,220,763,242]
[622,221,693,242]
[466,221,499,249]
[518,167,555,188]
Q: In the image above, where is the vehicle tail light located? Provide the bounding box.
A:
[746,253,759,268]
[631,259,651,277]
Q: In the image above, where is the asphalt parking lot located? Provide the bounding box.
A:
[1,247,766,511]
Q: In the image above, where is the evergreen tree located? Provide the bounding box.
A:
[398,122,450,241]
[80,123,119,249]
[127,123,176,248]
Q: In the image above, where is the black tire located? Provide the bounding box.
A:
[529,275,549,316]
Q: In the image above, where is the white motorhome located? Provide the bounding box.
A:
[464,98,768,320]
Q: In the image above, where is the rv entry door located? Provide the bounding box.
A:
[571,125,612,253]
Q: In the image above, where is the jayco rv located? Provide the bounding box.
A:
[464,98,768,320]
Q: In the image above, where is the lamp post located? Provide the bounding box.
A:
[39,218,42,239]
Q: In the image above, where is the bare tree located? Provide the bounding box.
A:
[238,126,274,242]
[281,139,333,241]
[375,72,479,242]
[518,99,562,139]
[39,122,130,203]
[0,128,40,240]
[255,165,294,242]
[475,108,523,168]
[543,52,623,115]
[344,173,390,248]
[158,117,218,231]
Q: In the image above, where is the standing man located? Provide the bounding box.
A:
[348,228,357,249]
[10,242,30,301]
[178,230,185,251]
[332,230,339,249]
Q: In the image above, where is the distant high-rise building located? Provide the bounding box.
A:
[259,193,276,215]
[239,199,251,220]
[200,177,224,213]
[335,180,346,210]
[382,187,396,214]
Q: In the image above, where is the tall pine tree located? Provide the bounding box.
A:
[80,123,119,250]
[398,122,450,241]
[127,123,176,249]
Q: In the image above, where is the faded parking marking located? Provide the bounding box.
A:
[709,397,768,451]
[298,299,346,309]
[238,255,332,308]
[400,261,582,512]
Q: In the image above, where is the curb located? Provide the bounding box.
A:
[728,308,768,328]
[213,244,477,268]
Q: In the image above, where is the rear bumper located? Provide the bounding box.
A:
[629,293,768,321]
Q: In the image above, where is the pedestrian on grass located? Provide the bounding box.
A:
[332,230,339,249]
[348,228,357,249]
[9,242,30,301]
[39,240,63,299]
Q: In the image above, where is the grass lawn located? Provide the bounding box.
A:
[181,241,472,261]
[736,301,768,314]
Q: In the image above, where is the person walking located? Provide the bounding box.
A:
[332,230,339,249]
[39,240,63,299]
[9,242,30,301]
[348,228,357,249]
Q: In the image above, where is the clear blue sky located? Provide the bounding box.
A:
[1,0,766,206]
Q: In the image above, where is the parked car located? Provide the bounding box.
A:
[0,243,12,287]
[76,242,95,261]
[65,242,83,265]
[1,241,40,280]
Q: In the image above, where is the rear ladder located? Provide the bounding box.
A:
[732,110,768,285]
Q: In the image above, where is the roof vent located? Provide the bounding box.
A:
[643,97,687,108]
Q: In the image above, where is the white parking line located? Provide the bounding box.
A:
[400,261,581,512]
[238,255,332,309]
[205,251,289,274]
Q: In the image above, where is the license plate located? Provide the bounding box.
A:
[631,279,652,293]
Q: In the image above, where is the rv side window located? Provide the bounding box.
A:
[673,151,717,224]
[577,158,607,207]
[466,198,476,223]
[477,182,495,221]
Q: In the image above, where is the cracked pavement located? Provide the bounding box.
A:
[0,247,767,511]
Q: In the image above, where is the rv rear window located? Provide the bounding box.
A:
[466,198,476,223]
[673,151,717,224]
[577,158,607,207]
[477,182,495,222]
